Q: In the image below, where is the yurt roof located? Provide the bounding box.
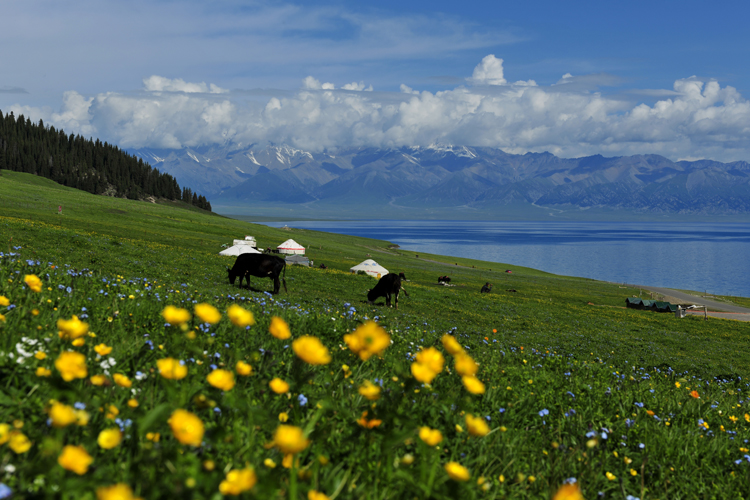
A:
[219,245,262,256]
[278,239,304,250]
[349,259,389,275]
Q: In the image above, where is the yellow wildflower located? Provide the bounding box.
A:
[236,361,253,376]
[34,351,47,360]
[97,428,123,449]
[465,414,490,437]
[94,344,113,356]
[444,462,470,481]
[96,484,141,500]
[343,321,391,361]
[462,375,486,394]
[440,334,463,355]
[219,468,257,496]
[127,399,139,408]
[195,303,221,325]
[227,304,255,327]
[157,358,188,380]
[8,431,31,454]
[146,432,160,442]
[57,315,89,340]
[292,336,331,365]
[358,380,381,401]
[416,346,444,373]
[308,491,330,500]
[552,483,584,500]
[605,471,616,481]
[419,427,443,446]
[273,425,310,454]
[55,351,88,381]
[58,445,93,474]
[454,352,478,377]
[105,405,119,419]
[278,412,289,422]
[264,458,277,468]
[113,373,132,388]
[75,410,89,426]
[161,305,191,325]
[0,424,9,445]
[269,316,291,339]
[269,378,290,394]
[24,274,42,293]
[36,367,52,377]
[90,374,108,386]
[0,296,9,306]
[49,402,78,428]
[168,409,205,446]
[207,369,235,391]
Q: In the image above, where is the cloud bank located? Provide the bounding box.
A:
[9,57,750,162]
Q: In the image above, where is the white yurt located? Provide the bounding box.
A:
[219,236,262,256]
[350,259,389,278]
[277,239,305,255]
[219,245,262,256]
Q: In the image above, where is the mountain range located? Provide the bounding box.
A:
[129,144,750,217]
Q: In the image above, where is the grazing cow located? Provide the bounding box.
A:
[367,273,409,309]
[228,253,287,294]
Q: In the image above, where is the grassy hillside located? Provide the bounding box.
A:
[1,170,750,498]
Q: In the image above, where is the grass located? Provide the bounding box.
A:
[1,169,750,499]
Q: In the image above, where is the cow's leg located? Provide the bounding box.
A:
[386,293,391,307]
[394,289,399,309]
[272,275,280,294]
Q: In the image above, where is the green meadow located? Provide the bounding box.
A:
[1,169,750,499]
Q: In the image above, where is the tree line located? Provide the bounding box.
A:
[0,110,211,211]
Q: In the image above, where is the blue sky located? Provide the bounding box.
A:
[2,0,749,161]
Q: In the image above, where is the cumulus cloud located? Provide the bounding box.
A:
[302,77,335,90]
[341,82,373,91]
[142,76,228,94]
[9,57,750,162]
[469,55,507,85]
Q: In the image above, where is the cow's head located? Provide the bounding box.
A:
[366,289,377,303]
[228,267,237,285]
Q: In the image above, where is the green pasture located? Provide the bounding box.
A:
[1,170,750,499]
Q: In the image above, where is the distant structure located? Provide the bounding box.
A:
[350,259,388,278]
[219,236,261,256]
[277,239,305,255]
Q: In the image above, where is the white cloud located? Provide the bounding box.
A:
[302,77,335,90]
[10,58,750,162]
[341,82,373,91]
[469,55,507,85]
[142,76,228,94]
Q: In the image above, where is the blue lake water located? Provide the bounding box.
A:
[257,220,750,298]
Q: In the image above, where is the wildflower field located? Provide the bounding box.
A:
[1,170,750,499]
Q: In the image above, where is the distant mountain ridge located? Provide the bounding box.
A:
[129,144,750,215]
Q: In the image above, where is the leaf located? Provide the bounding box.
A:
[138,403,172,436]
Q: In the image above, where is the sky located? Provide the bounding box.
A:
[2,0,750,162]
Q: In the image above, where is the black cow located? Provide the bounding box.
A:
[228,253,287,294]
[367,273,409,309]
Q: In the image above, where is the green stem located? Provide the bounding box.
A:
[290,456,298,500]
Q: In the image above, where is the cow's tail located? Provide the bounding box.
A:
[281,262,288,293]
[400,285,409,297]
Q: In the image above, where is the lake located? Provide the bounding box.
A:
[256,220,750,298]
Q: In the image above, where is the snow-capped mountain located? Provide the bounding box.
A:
[129,144,750,215]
